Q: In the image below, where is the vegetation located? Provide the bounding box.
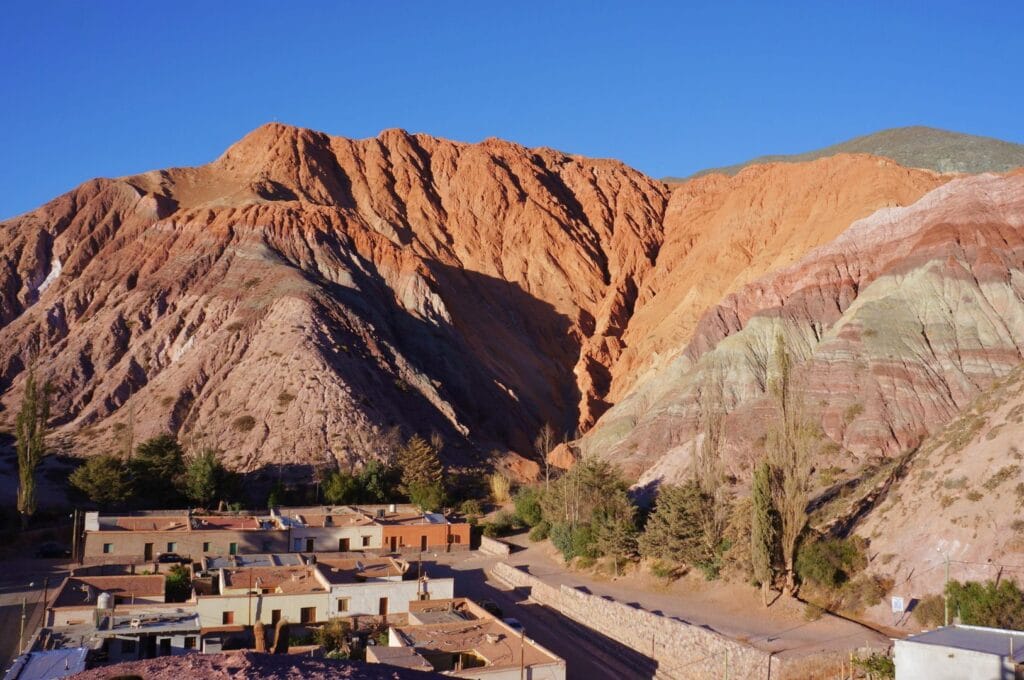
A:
[16,365,51,529]
[313,618,353,658]
[322,470,360,505]
[639,482,722,579]
[488,473,511,504]
[513,487,543,526]
[131,434,186,507]
[946,579,1024,629]
[795,537,867,590]
[482,510,518,538]
[164,564,192,602]
[750,459,777,604]
[912,594,947,627]
[398,435,446,511]
[183,449,230,507]
[852,652,894,679]
[69,455,133,508]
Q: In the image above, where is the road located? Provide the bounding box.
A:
[426,555,659,680]
[0,560,69,673]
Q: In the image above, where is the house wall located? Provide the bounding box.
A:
[288,525,382,552]
[452,663,565,680]
[104,633,199,662]
[381,524,471,552]
[328,578,455,618]
[196,592,329,627]
[894,640,1008,680]
[49,601,164,627]
[83,529,290,560]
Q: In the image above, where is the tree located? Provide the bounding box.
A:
[693,363,732,577]
[751,459,776,606]
[165,564,192,602]
[594,510,639,574]
[408,481,446,512]
[357,460,399,503]
[514,487,544,527]
[766,333,815,595]
[946,579,1024,629]
[131,434,186,507]
[398,436,443,492]
[533,423,558,491]
[639,483,704,565]
[69,455,133,508]
[16,365,51,529]
[322,470,360,505]
[183,449,225,507]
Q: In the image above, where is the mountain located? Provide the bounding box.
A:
[2,123,1024,492]
[671,126,1024,180]
[583,171,1024,490]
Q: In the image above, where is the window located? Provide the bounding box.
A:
[159,638,171,656]
[453,534,461,544]
[271,609,282,625]
[166,542,177,552]
[222,611,234,625]
[202,542,211,552]
[229,542,238,555]
[184,636,196,649]
[361,536,370,547]
[121,639,137,655]
[337,597,350,613]
[102,543,113,554]
[300,607,316,624]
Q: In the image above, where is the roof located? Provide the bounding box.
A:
[394,619,560,670]
[222,565,326,594]
[191,516,270,531]
[203,553,304,570]
[285,512,375,528]
[3,648,87,680]
[109,517,190,532]
[315,557,407,584]
[901,624,1024,662]
[52,575,165,608]
[366,645,435,672]
[97,609,200,636]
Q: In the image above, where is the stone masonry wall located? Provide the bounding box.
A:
[492,563,773,680]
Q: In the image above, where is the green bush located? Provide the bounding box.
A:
[795,537,866,589]
[913,594,946,627]
[946,579,1024,629]
[514,487,544,527]
[548,522,597,560]
[852,653,894,679]
[483,510,517,538]
[529,520,551,542]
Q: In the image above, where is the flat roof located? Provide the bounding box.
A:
[284,512,375,528]
[902,625,1024,662]
[4,648,87,680]
[204,554,305,570]
[395,619,559,670]
[222,565,326,594]
[366,645,435,672]
[314,557,407,584]
[97,609,200,636]
[52,575,165,608]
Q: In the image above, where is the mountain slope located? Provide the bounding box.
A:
[584,172,1024,486]
[673,126,1024,180]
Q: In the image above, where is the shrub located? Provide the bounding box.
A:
[483,510,517,538]
[489,473,511,503]
[529,520,551,542]
[803,602,825,621]
[459,499,483,519]
[232,415,257,432]
[913,593,946,627]
[575,555,596,569]
[649,560,677,582]
[946,579,1024,629]
[165,564,192,602]
[513,487,543,527]
[795,537,867,590]
[852,653,894,679]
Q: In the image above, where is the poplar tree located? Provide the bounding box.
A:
[16,365,51,529]
[751,459,776,606]
[398,435,445,510]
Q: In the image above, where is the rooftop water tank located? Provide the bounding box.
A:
[96,591,112,610]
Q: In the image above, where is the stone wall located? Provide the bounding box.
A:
[479,536,512,556]
[492,563,772,680]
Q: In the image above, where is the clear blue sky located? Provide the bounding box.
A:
[2,1,1022,219]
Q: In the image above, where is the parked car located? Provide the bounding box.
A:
[156,552,190,564]
[35,542,71,559]
[502,617,524,633]
[478,599,503,618]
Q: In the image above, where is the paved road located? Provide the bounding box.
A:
[426,555,660,680]
[0,560,69,672]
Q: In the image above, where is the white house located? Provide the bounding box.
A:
[894,624,1024,680]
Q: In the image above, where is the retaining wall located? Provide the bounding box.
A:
[479,536,512,556]
[492,562,772,680]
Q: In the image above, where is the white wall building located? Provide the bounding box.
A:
[894,624,1024,680]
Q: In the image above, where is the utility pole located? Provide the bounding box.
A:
[70,509,77,566]
[942,551,950,626]
[18,596,27,654]
[519,628,525,680]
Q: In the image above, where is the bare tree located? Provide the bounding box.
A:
[766,332,815,596]
[693,361,731,565]
[533,422,557,491]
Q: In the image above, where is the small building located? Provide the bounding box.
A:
[198,553,306,574]
[316,556,455,619]
[82,511,289,562]
[276,507,382,552]
[376,511,471,554]
[378,598,566,680]
[894,624,1024,680]
[74,608,200,663]
[47,575,167,627]
[3,648,87,680]
[196,564,330,628]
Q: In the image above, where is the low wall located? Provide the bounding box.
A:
[492,563,772,680]
[479,536,512,556]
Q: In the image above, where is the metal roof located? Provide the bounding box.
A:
[3,648,87,680]
[901,624,1024,662]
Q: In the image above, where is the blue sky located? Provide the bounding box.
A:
[1,1,1022,219]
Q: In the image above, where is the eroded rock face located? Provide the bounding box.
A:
[585,173,1024,486]
[0,124,668,469]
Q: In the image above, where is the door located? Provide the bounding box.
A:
[144,543,154,561]
[339,538,349,552]
[378,597,388,617]
[420,535,427,551]
[229,542,238,555]
[305,538,315,552]
[159,638,171,656]
[389,536,397,552]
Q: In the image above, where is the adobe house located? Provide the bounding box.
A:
[46,575,167,627]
